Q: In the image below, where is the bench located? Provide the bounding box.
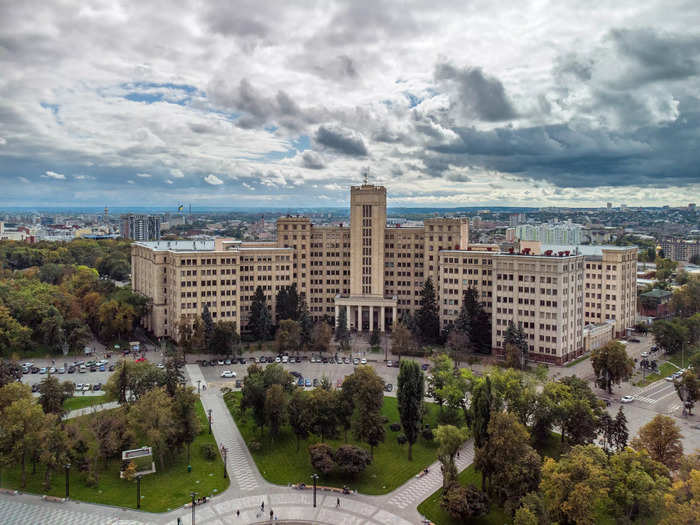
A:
[291,484,355,495]
[41,495,65,503]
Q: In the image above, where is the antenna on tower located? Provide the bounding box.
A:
[362,167,369,185]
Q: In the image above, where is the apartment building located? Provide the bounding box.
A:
[132,182,637,365]
[121,214,162,241]
[660,238,700,263]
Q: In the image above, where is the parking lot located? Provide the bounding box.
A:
[18,356,129,396]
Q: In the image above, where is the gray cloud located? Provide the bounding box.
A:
[302,151,325,169]
[314,125,368,157]
[435,63,518,122]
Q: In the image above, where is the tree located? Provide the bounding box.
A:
[275,283,300,323]
[446,328,470,367]
[298,300,314,351]
[309,387,338,441]
[660,453,700,525]
[337,374,356,442]
[163,357,185,397]
[275,319,301,355]
[190,315,205,353]
[391,322,417,356]
[0,305,31,357]
[442,483,489,520]
[0,359,23,388]
[591,341,634,394]
[38,413,70,490]
[127,387,176,470]
[210,321,240,356]
[0,397,46,487]
[351,366,385,456]
[241,364,267,433]
[670,277,700,317]
[308,443,335,474]
[415,278,440,344]
[612,406,629,452]
[540,445,610,525]
[559,376,603,445]
[288,389,312,451]
[311,321,332,354]
[674,369,700,415]
[369,327,380,346]
[651,319,688,355]
[0,381,32,412]
[504,321,528,369]
[265,384,287,439]
[201,304,214,351]
[248,286,272,340]
[38,375,75,416]
[631,415,684,471]
[333,445,372,475]
[397,360,424,460]
[335,307,350,347]
[435,425,468,489]
[608,448,671,523]
[172,386,200,463]
[474,412,541,509]
[470,376,493,449]
[456,287,491,353]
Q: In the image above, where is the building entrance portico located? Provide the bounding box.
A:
[334,294,398,332]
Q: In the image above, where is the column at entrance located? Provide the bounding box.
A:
[392,306,398,328]
[346,305,351,330]
[380,306,385,332]
[335,305,339,328]
[369,306,374,332]
[357,304,362,332]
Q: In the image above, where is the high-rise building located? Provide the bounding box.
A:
[515,221,582,245]
[131,182,637,364]
[121,214,162,241]
[660,238,700,262]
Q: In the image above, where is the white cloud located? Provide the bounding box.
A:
[18,176,30,183]
[170,168,185,178]
[0,137,7,145]
[43,171,66,180]
[204,174,224,185]
[127,180,135,184]
[136,173,151,178]
[73,175,95,180]
[166,179,173,184]
[242,182,255,190]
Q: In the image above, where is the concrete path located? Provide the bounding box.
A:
[65,401,119,419]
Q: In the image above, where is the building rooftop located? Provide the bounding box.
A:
[640,289,672,299]
[134,240,216,251]
[541,244,637,256]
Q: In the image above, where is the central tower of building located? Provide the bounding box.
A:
[350,183,386,297]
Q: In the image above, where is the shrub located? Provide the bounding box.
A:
[333,445,372,475]
[381,416,389,424]
[309,443,335,474]
[397,434,407,445]
[442,483,489,519]
[422,428,434,441]
[200,443,217,460]
[249,441,262,452]
[389,423,401,432]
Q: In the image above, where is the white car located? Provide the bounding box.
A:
[76,383,83,391]
[641,352,649,358]
[82,383,91,391]
[360,358,367,365]
[621,395,634,404]
[282,355,289,363]
[221,370,236,378]
[22,362,33,368]
[275,356,281,363]
[217,360,225,366]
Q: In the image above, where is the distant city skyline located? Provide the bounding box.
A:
[1,1,700,207]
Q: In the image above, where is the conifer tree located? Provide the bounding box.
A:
[416,278,440,344]
[249,286,272,340]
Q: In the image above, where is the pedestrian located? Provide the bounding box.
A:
[261,501,264,511]
[236,509,240,517]
[336,497,340,508]
[457,451,460,459]
[270,509,273,520]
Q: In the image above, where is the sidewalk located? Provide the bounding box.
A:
[65,401,119,419]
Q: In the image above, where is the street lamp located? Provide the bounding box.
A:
[64,463,70,499]
[221,445,228,479]
[197,379,201,394]
[311,473,319,508]
[208,409,212,434]
[191,491,198,525]
[136,475,142,509]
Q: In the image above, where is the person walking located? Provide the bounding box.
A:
[336,497,340,508]
[236,509,240,517]
[270,509,274,521]
[261,501,264,512]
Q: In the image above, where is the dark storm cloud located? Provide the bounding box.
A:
[314,125,368,157]
[435,63,518,122]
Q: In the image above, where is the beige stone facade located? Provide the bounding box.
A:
[131,183,637,364]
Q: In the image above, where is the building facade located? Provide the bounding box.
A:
[660,238,700,263]
[132,183,637,364]
[121,214,162,241]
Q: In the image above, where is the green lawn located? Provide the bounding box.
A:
[0,400,229,512]
[224,391,447,494]
[63,394,109,412]
[565,354,590,367]
[635,362,677,387]
[417,465,510,525]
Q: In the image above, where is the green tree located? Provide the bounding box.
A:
[675,370,700,415]
[190,316,205,352]
[309,387,338,441]
[540,445,610,525]
[288,389,312,451]
[369,327,380,346]
[0,304,32,357]
[652,319,689,355]
[397,360,424,460]
[265,384,287,440]
[660,453,700,525]
[0,381,32,412]
[591,341,635,393]
[201,304,214,351]
[38,413,70,490]
[38,375,75,416]
[435,425,468,489]
[275,319,301,355]
[127,387,176,470]
[559,376,603,445]
[631,414,684,471]
[248,286,273,340]
[670,276,700,317]
[415,278,440,344]
[311,321,333,355]
[210,321,240,356]
[172,386,200,463]
[275,283,300,322]
[308,443,335,474]
[333,445,372,475]
[335,308,350,347]
[351,366,385,456]
[298,300,314,351]
[163,357,185,397]
[446,328,470,367]
[241,364,267,433]
[0,396,46,487]
[470,375,493,450]
[0,359,23,388]
[391,322,417,357]
[504,321,528,369]
[456,286,491,353]
[474,411,542,511]
[442,483,490,520]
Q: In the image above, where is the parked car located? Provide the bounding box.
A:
[135,357,146,363]
[221,370,236,378]
[76,383,83,391]
[39,367,47,374]
[665,375,675,382]
[239,358,246,365]
[49,367,57,374]
[290,371,302,378]
[108,364,115,372]
[641,352,649,358]
[384,383,393,392]
[628,338,641,343]
[343,357,350,364]
[31,383,39,393]
[79,365,86,373]
[360,358,367,365]
[312,378,319,387]
[93,383,102,391]
[297,377,304,387]
[68,366,76,374]
[621,395,634,403]
[304,378,312,387]
[98,365,105,372]
[248,357,257,363]
[259,356,267,363]
[58,367,65,374]
[31,366,39,374]
[386,360,393,367]
[224,359,231,365]
[421,363,429,371]
[282,355,289,363]
[353,358,360,365]
[22,362,34,368]
[82,383,91,391]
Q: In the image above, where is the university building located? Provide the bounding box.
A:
[131,182,637,365]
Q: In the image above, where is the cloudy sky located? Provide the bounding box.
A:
[1,0,700,208]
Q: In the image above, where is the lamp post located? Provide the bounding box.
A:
[197,379,201,394]
[136,475,142,509]
[208,409,212,434]
[311,473,319,508]
[221,445,228,479]
[64,463,70,499]
[191,491,198,525]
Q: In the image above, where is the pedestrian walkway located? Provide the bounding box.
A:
[65,401,119,419]
[384,440,475,510]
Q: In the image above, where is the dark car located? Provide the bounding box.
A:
[239,358,246,365]
[291,371,302,378]
[235,380,243,388]
[628,337,641,343]
[31,367,39,374]
[93,383,102,391]
[421,363,429,371]
[90,365,97,372]
[297,377,304,386]
[384,383,393,392]
[31,383,39,392]
[68,366,76,374]
[312,378,319,387]
[322,357,328,363]
[209,359,217,366]
[109,364,115,371]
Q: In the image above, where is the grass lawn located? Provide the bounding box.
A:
[565,354,590,367]
[0,400,229,512]
[417,465,510,525]
[634,362,677,387]
[224,391,448,494]
[63,394,109,412]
